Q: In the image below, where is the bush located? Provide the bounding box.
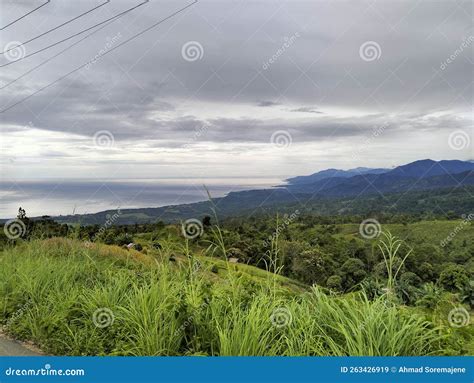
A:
[416,283,444,309]
[290,248,334,286]
[340,258,366,290]
[438,264,470,295]
[326,275,342,291]
[134,243,143,251]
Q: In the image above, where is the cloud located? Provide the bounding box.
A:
[0,0,472,186]
[290,107,323,114]
[257,100,281,107]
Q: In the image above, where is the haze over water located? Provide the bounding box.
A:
[0,177,282,218]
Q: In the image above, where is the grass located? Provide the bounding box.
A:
[378,231,412,292]
[337,219,474,246]
[0,238,463,356]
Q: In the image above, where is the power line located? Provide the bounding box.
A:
[0,0,51,30]
[0,0,198,113]
[0,0,150,68]
[2,0,111,54]
[1,16,120,90]
[1,1,149,90]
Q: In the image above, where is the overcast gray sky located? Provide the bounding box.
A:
[0,0,473,184]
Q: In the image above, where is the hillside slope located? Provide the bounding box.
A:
[0,238,463,356]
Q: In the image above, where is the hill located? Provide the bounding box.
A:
[48,185,474,225]
[284,160,474,196]
[285,167,389,185]
[6,159,471,226]
[0,238,467,356]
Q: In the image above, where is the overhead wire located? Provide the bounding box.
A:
[0,0,51,30]
[1,0,111,54]
[0,0,198,113]
[1,16,120,90]
[0,0,150,68]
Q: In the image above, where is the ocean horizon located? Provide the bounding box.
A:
[0,177,283,219]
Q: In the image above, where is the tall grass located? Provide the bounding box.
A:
[378,231,412,292]
[290,287,445,356]
[0,238,451,356]
[203,186,228,261]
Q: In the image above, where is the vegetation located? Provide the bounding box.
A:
[22,186,474,225]
[0,208,472,356]
[1,238,469,356]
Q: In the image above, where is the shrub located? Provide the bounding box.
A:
[438,264,470,295]
[326,275,342,291]
[340,258,366,290]
[290,248,334,285]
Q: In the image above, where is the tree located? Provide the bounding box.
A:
[409,244,442,266]
[114,233,133,246]
[326,275,342,291]
[17,207,27,220]
[438,264,470,294]
[202,216,211,227]
[397,272,422,304]
[417,262,436,282]
[400,272,422,287]
[340,258,366,290]
[13,207,30,239]
[290,248,334,285]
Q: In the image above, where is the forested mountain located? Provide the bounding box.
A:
[14,159,472,225]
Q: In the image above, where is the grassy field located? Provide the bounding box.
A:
[0,238,471,356]
[336,220,474,246]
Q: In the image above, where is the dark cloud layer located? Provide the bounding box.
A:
[0,0,472,183]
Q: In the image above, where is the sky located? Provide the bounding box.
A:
[0,0,473,216]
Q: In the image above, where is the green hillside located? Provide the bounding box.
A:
[34,186,474,225]
[0,238,472,356]
[337,220,474,245]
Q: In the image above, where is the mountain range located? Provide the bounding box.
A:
[19,159,474,225]
[284,159,474,196]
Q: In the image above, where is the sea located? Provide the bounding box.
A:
[0,177,283,218]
